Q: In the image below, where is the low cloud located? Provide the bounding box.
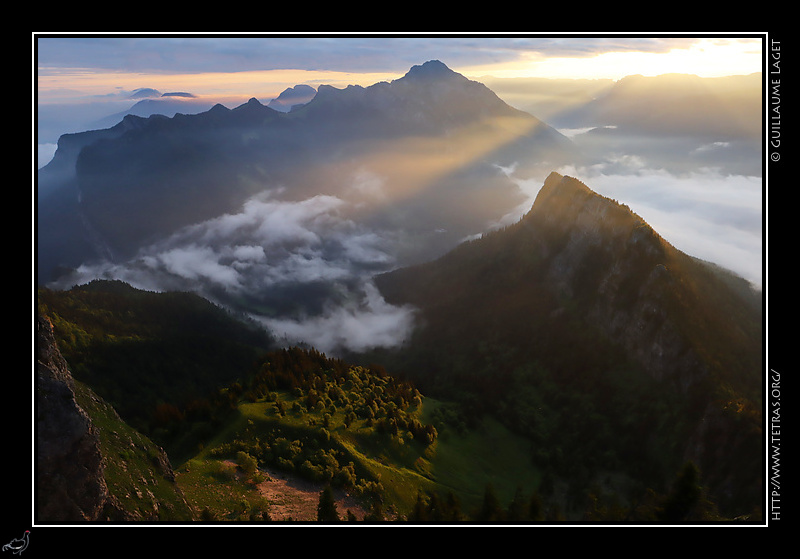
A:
[63,187,417,353]
[142,245,244,289]
[122,192,368,292]
[257,281,416,354]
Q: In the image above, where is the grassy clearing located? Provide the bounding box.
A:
[176,458,273,521]
[420,399,542,513]
[174,392,540,521]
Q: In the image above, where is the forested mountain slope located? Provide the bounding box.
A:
[370,172,762,518]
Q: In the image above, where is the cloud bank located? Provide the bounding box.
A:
[260,281,416,354]
[63,188,417,354]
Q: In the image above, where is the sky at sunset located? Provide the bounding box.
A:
[35,34,765,157]
[36,34,763,102]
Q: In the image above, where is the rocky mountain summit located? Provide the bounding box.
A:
[379,172,760,395]
[267,84,317,112]
[372,172,762,515]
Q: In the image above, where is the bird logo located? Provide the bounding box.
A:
[2,531,29,555]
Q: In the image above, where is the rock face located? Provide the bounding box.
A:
[36,314,114,521]
[36,314,195,522]
[528,172,707,392]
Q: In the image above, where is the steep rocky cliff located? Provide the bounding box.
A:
[36,314,194,522]
[527,173,712,393]
[36,314,116,521]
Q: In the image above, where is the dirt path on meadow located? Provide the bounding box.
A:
[255,466,368,522]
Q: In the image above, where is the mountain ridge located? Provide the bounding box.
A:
[377,171,760,397]
[557,71,762,140]
[368,171,761,516]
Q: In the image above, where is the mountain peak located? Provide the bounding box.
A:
[267,84,317,113]
[526,172,659,248]
[532,172,633,216]
[398,60,461,82]
[533,172,593,205]
[229,96,279,119]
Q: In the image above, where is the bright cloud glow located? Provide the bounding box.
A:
[462,37,763,80]
[36,35,763,103]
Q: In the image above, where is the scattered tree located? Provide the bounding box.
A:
[475,483,504,523]
[658,461,703,522]
[236,451,258,479]
[317,485,340,522]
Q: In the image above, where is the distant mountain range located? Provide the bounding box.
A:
[485,72,762,176]
[37,60,575,287]
[554,72,762,139]
[91,85,318,131]
[90,90,214,131]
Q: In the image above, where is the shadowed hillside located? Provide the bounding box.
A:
[369,172,762,518]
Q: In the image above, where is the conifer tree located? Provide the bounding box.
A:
[528,491,545,521]
[445,491,465,522]
[408,492,429,523]
[364,497,385,522]
[475,483,504,523]
[426,492,445,522]
[658,461,703,522]
[317,484,340,522]
[506,487,529,522]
